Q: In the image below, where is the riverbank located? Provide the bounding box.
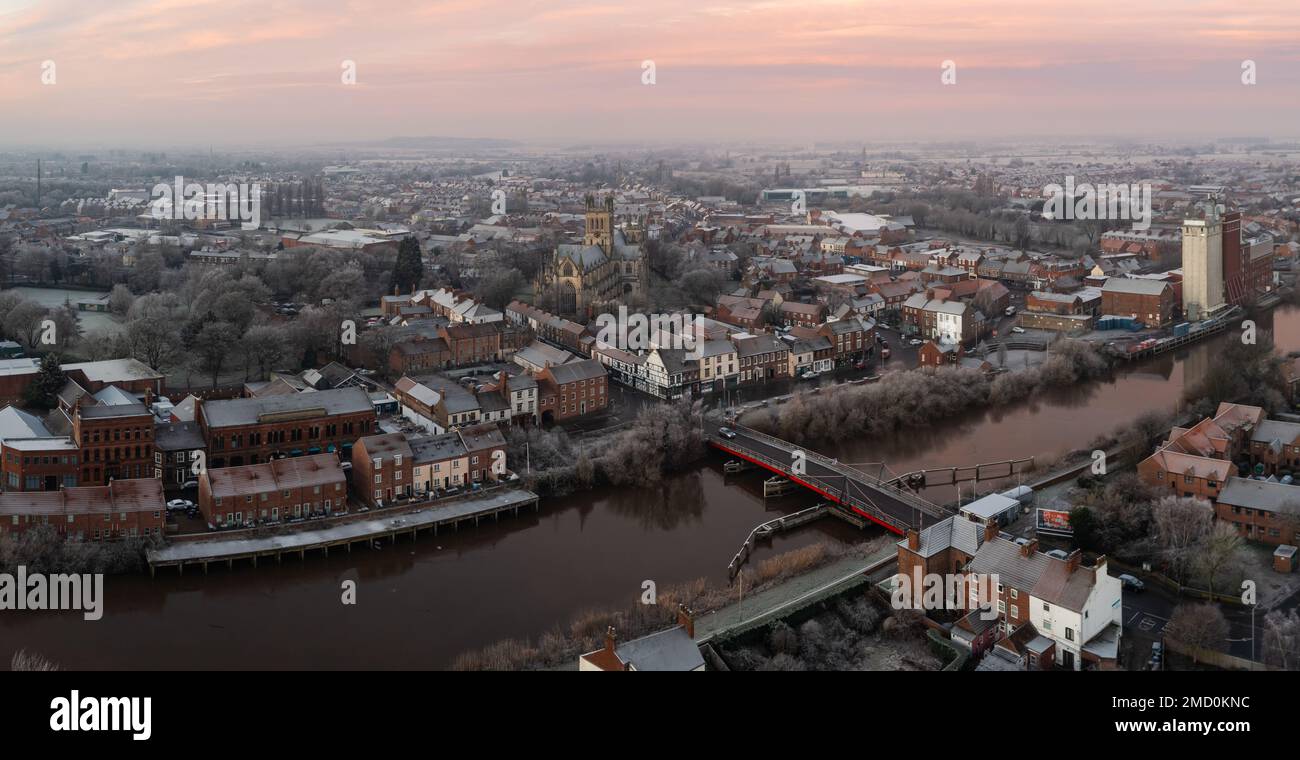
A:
[7,306,1300,670]
[148,489,540,574]
[451,536,891,670]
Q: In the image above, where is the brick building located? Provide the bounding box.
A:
[734,334,790,384]
[1214,477,1300,547]
[457,423,508,484]
[389,337,451,376]
[0,478,166,540]
[536,359,608,424]
[154,421,205,491]
[71,403,157,486]
[1099,278,1177,327]
[198,452,348,527]
[1137,402,1263,500]
[352,433,414,507]
[440,322,504,365]
[199,386,377,468]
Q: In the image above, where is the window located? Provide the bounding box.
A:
[1010,588,1018,599]
[1065,627,1075,642]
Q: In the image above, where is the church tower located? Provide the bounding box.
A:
[584,193,614,253]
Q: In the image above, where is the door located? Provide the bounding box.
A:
[1062,650,1074,670]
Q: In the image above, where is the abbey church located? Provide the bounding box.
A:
[535,194,647,315]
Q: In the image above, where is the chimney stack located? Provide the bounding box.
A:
[983,521,999,544]
[906,529,920,551]
[603,626,617,655]
[1019,539,1038,558]
[1067,549,1082,574]
[677,604,695,639]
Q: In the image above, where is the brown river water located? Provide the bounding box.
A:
[2,307,1296,669]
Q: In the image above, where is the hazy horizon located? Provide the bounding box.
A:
[2,0,1299,148]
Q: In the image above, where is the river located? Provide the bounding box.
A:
[1,306,1296,669]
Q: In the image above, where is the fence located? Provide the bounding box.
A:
[1109,558,1246,606]
[1164,637,1273,671]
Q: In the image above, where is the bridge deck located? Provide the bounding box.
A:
[709,424,949,534]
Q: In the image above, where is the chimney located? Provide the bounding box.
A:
[983,521,999,544]
[906,529,920,551]
[1067,549,1082,574]
[1019,538,1038,558]
[677,604,695,639]
[144,386,155,408]
[603,626,617,655]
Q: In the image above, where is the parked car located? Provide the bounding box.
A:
[718,427,737,439]
[1010,326,1026,334]
[1118,573,1145,591]
[181,480,199,490]
[1005,306,1017,316]
[908,338,923,347]
[166,499,195,513]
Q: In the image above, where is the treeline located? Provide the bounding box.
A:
[511,399,707,498]
[0,524,155,575]
[748,339,1111,445]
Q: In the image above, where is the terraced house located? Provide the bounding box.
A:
[0,478,166,540]
[197,452,348,527]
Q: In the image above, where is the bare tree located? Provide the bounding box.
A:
[1150,496,1213,585]
[1262,609,1300,670]
[10,649,58,671]
[1164,602,1229,666]
[1198,520,1243,597]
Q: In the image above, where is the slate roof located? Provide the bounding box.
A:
[612,625,704,671]
[968,536,1052,591]
[897,516,985,559]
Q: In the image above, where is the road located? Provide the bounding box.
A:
[1118,575,1265,668]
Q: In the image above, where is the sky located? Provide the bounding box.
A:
[1,0,1299,148]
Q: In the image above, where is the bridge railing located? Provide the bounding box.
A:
[712,435,916,533]
[730,424,950,520]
